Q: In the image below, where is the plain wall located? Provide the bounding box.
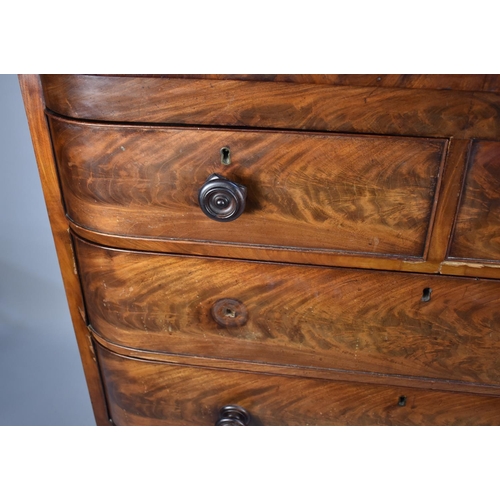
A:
[0,74,95,425]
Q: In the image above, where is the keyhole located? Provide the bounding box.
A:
[421,287,432,302]
[398,396,407,407]
[220,147,231,165]
[224,308,236,318]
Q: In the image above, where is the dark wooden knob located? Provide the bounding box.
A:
[215,405,251,426]
[198,174,247,222]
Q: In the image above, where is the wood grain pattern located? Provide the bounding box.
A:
[96,345,500,426]
[98,74,500,92]
[41,75,500,140]
[91,332,500,396]
[70,222,500,280]
[49,115,446,258]
[449,141,500,262]
[425,140,470,264]
[74,237,500,387]
[23,74,500,426]
[69,222,443,274]
[18,75,110,425]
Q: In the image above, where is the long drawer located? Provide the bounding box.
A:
[50,116,446,258]
[96,345,500,425]
[41,75,500,140]
[75,237,500,387]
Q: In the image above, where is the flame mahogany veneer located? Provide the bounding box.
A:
[20,74,500,425]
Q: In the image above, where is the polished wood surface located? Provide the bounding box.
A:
[22,74,500,425]
[96,345,500,426]
[70,215,500,279]
[425,139,469,264]
[41,75,500,140]
[91,331,500,396]
[449,140,500,262]
[68,222,440,274]
[75,237,500,387]
[18,75,110,425]
[49,115,446,258]
[98,74,500,92]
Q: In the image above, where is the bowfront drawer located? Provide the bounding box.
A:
[96,345,500,425]
[22,74,500,427]
[74,237,500,388]
[41,75,500,140]
[50,116,446,258]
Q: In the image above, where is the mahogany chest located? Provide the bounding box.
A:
[20,74,500,425]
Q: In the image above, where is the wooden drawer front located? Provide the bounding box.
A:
[50,116,445,258]
[75,237,500,387]
[96,345,500,425]
[449,141,500,262]
[41,75,500,140]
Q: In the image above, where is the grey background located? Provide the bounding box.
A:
[0,74,95,425]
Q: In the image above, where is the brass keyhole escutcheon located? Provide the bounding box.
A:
[220,147,231,165]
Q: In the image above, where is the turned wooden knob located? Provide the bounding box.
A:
[215,405,251,426]
[198,174,247,222]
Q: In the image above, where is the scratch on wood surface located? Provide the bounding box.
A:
[68,229,78,274]
[87,334,96,361]
[78,306,85,322]
[443,261,500,269]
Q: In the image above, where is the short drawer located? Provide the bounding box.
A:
[50,116,446,258]
[96,345,500,425]
[75,237,500,387]
[449,140,500,262]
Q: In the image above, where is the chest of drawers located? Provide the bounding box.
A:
[20,74,500,425]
